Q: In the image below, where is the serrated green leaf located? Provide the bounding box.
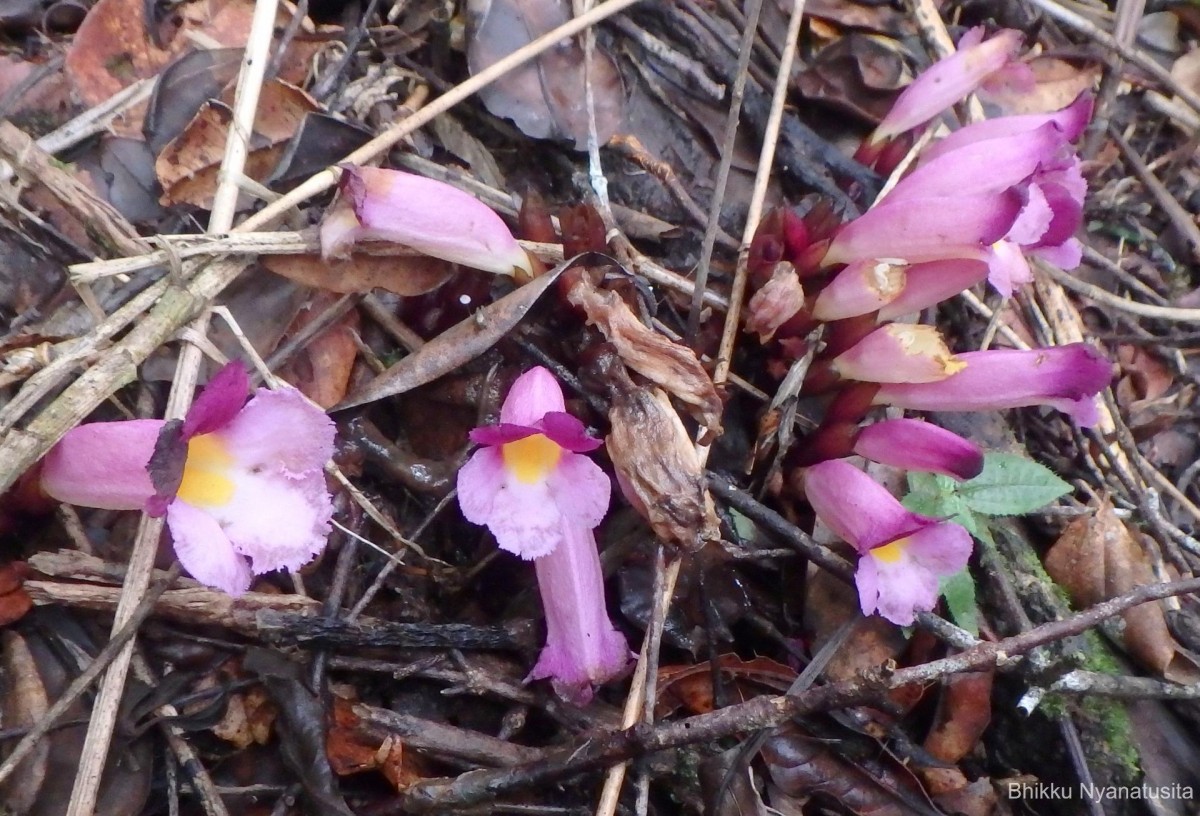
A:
[939,569,978,635]
[958,452,1070,516]
[902,489,968,520]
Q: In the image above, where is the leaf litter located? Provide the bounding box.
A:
[1,1,1200,815]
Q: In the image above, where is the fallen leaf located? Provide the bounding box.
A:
[211,685,276,749]
[466,0,625,149]
[156,80,318,207]
[144,48,244,153]
[922,670,993,766]
[795,33,910,125]
[994,57,1100,115]
[567,273,723,439]
[657,654,796,716]
[335,260,571,409]
[277,292,362,409]
[262,253,456,297]
[601,350,719,553]
[1045,500,1200,683]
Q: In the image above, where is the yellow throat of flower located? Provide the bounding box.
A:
[176,433,236,507]
[502,434,562,484]
[871,537,909,563]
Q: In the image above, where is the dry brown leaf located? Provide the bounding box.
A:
[923,670,993,765]
[211,685,276,749]
[277,292,362,409]
[568,275,723,438]
[327,696,419,791]
[802,568,906,685]
[262,254,456,297]
[996,57,1100,115]
[656,655,796,716]
[1045,500,1200,683]
[156,80,318,207]
[467,0,625,149]
[604,356,719,553]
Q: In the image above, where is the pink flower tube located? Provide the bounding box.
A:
[457,366,629,703]
[805,460,973,625]
[831,325,965,384]
[874,343,1112,426]
[320,165,533,277]
[40,362,335,595]
[872,28,1032,143]
[853,418,984,480]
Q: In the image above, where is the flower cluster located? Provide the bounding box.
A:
[40,362,335,595]
[746,28,1112,625]
[457,367,630,704]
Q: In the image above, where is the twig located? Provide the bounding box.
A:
[1109,125,1200,264]
[391,576,1200,813]
[1037,261,1200,322]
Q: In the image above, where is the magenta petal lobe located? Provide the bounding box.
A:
[40,420,163,510]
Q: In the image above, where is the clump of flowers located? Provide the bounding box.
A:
[742,28,1112,626]
[457,366,630,704]
[40,362,335,595]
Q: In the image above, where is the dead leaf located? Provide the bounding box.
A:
[601,351,719,553]
[144,48,245,153]
[156,80,318,207]
[277,292,362,408]
[656,654,796,716]
[262,253,456,297]
[567,273,723,439]
[336,260,570,409]
[803,567,906,685]
[795,34,910,125]
[327,696,422,791]
[211,685,276,749]
[467,0,625,149]
[1045,500,1200,683]
[922,670,993,765]
[994,57,1100,115]
[0,630,49,813]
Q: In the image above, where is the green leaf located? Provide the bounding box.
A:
[958,452,1070,516]
[939,569,978,635]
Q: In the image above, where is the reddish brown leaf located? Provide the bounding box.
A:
[656,655,797,716]
[262,254,456,297]
[278,293,362,409]
[923,670,993,764]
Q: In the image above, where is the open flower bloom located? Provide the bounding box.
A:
[874,343,1112,426]
[320,165,533,277]
[457,366,629,703]
[853,418,984,480]
[40,362,335,595]
[872,28,1032,144]
[831,325,965,384]
[806,460,973,626]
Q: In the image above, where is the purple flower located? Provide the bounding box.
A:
[853,419,984,480]
[805,460,973,626]
[457,366,629,703]
[874,343,1112,426]
[831,325,965,384]
[40,362,335,595]
[873,27,1033,143]
[320,165,533,277]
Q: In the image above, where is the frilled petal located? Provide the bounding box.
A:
[182,362,248,439]
[457,446,565,559]
[805,460,929,552]
[823,191,1022,267]
[874,344,1112,425]
[545,453,611,530]
[985,240,1033,298]
[1006,184,1053,246]
[1027,180,1083,251]
[320,166,532,277]
[166,500,253,595]
[206,468,333,575]
[528,522,631,704]
[874,28,1026,142]
[1033,238,1083,270]
[858,522,973,626]
[877,259,989,320]
[831,325,965,384]
[501,366,567,425]
[218,387,335,477]
[853,419,984,480]
[40,420,163,510]
[812,260,907,321]
[920,92,1093,163]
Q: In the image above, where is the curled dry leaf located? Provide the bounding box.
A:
[568,274,723,438]
[210,684,276,749]
[327,696,414,791]
[656,654,796,717]
[1045,500,1200,684]
[277,292,362,409]
[466,0,625,149]
[603,356,719,553]
[918,670,994,803]
[745,262,804,342]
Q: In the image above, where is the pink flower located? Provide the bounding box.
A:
[320,165,533,277]
[805,460,973,626]
[457,366,629,703]
[40,363,335,595]
[874,343,1112,426]
[853,419,983,480]
[872,28,1033,143]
